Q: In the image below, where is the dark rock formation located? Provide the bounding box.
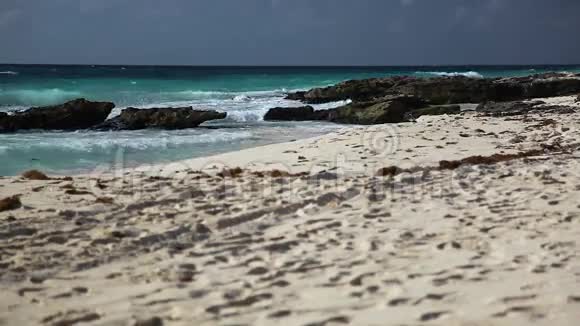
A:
[264,106,317,121]
[576,94,580,102]
[392,77,491,105]
[94,107,227,131]
[0,99,114,133]
[392,73,580,104]
[477,100,575,116]
[265,95,431,124]
[286,73,580,105]
[285,77,406,104]
[328,95,427,124]
[284,91,307,102]
[497,73,580,100]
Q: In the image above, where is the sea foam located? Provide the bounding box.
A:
[420,71,484,78]
[0,129,254,153]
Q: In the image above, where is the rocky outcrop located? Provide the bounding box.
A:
[392,77,492,105]
[279,73,580,125]
[94,107,227,131]
[264,106,317,121]
[328,95,427,124]
[576,94,580,103]
[265,95,432,124]
[476,100,575,116]
[499,74,580,102]
[286,73,580,105]
[0,99,114,133]
[393,74,580,104]
[285,77,407,104]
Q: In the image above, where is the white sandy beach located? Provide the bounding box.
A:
[1,96,580,325]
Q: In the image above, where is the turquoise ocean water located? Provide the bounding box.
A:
[1,65,579,176]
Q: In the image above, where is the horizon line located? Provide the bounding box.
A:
[2,63,580,68]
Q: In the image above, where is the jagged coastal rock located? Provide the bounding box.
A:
[285,77,403,103]
[0,98,114,133]
[265,96,460,124]
[0,100,227,133]
[286,73,580,105]
[263,106,318,121]
[2,73,578,132]
[325,95,427,124]
[266,95,434,124]
[93,107,227,130]
[269,73,580,125]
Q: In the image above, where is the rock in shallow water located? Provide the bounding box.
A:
[0,98,114,133]
[93,107,227,130]
[264,106,316,121]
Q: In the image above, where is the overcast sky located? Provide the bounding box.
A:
[0,0,579,65]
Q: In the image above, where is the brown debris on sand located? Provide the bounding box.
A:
[0,196,21,212]
[377,148,564,177]
[217,167,244,178]
[64,189,93,196]
[217,167,308,179]
[376,166,403,177]
[438,149,546,170]
[95,197,115,205]
[252,170,308,178]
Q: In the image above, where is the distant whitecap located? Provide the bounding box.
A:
[419,71,484,78]
[233,94,252,102]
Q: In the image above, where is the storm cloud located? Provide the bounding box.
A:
[0,0,578,65]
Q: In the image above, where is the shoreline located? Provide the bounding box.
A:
[3,70,580,177]
[121,95,580,177]
[0,120,344,178]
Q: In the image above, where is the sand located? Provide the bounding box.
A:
[1,96,580,325]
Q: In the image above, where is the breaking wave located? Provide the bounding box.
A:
[0,130,254,152]
[222,99,352,122]
[0,71,18,75]
[419,71,484,78]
